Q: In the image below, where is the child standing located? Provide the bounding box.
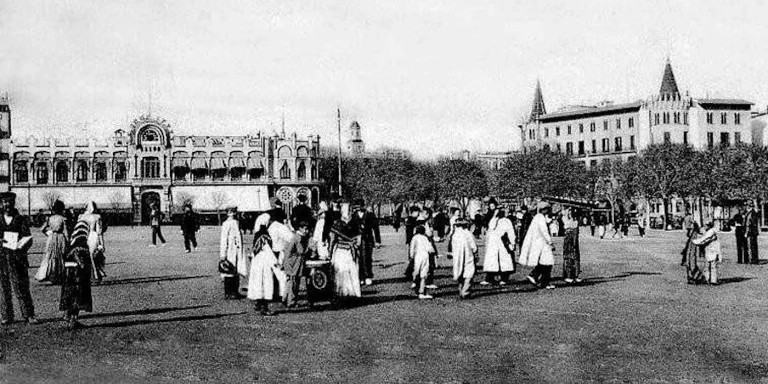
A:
[410,225,436,300]
[693,221,721,285]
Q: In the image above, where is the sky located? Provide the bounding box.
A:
[1,0,767,159]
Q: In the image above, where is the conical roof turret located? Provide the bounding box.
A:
[530,80,546,122]
[659,58,680,100]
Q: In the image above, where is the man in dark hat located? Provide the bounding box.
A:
[0,192,38,325]
[355,200,381,286]
[290,194,315,231]
[180,203,199,254]
[745,201,760,264]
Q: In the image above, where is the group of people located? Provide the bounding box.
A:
[148,202,201,253]
[402,200,584,300]
[0,192,105,329]
[217,195,382,316]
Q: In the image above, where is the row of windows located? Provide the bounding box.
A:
[552,135,635,156]
[14,158,317,184]
[653,112,689,126]
[536,117,635,140]
[705,112,742,125]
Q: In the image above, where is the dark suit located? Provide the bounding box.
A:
[745,210,760,264]
[358,211,381,280]
[0,210,35,322]
[283,233,311,306]
[290,204,315,230]
[180,211,199,252]
[732,213,747,263]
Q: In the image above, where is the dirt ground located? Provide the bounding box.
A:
[1,224,768,383]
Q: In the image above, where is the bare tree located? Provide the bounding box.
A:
[41,190,62,212]
[210,191,228,225]
[174,191,195,214]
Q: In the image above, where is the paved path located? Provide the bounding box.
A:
[1,225,768,383]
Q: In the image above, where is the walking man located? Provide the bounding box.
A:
[149,202,166,247]
[357,202,381,286]
[731,207,747,264]
[0,192,38,325]
[180,203,199,253]
[745,201,760,265]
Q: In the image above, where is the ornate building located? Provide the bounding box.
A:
[518,59,756,169]
[6,113,321,223]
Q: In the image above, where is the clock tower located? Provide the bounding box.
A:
[0,93,10,191]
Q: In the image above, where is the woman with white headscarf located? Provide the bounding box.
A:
[480,208,516,286]
[311,202,330,260]
[248,213,279,316]
[329,202,362,299]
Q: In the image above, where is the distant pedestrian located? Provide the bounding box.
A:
[35,200,69,284]
[451,218,477,299]
[520,202,556,290]
[731,207,747,264]
[219,206,246,300]
[392,202,403,232]
[149,203,166,247]
[180,204,199,253]
[0,191,38,325]
[597,214,606,239]
[693,221,721,285]
[745,201,760,264]
[562,208,582,284]
[404,206,421,279]
[683,210,694,236]
[411,225,436,300]
[589,213,597,237]
[636,210,647,237]
[480,208,516,286]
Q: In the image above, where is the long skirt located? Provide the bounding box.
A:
[59,252,93,313]
[562,229,581,279]
[332,247,361,298]
[36,232,67,283]
[247,250,279,301]
[683,237,704,283]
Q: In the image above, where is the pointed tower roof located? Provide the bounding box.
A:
[659,58,680,99]
[530,80,546,122]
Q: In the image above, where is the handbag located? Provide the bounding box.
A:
[218,259,236,275]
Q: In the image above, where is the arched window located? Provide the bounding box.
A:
[142,157,161,179]
[279,161,291,179]
[114,161,127,182]
[76,160,89,182]
[94,162,108,181]
[297,161,306,180]
[13,161,28,183]
[55,161,69,183]
[36,163,49,185]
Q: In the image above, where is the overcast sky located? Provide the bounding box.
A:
[1,0,766,158]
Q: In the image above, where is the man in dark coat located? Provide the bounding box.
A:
[0,192,38,325]
[519,206,533,245]
[745,201,760,265]
[731,207,747,264]
[290,194,315,230]
[283,221,312,308]
[404,205,421,279]
[180,204,200,253]
[356,202,381,286]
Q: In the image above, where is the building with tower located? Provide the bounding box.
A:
[347,121,365,156]
[518,59,756,169]
[5,110,321,223]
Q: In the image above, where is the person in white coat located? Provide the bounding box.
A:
[480,209,516,286]
[220,206,247,299]
[248,213,279,316]
[411,225,436,300]
[451,219,477,298]
[519,202,556,289]
[693,221,722,285]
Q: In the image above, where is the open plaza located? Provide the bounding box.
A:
[1,225,767,383]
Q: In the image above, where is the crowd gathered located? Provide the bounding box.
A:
[0,190,760,329]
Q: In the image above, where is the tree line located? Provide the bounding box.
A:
[319,143,768,228]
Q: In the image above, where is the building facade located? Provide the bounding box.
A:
[0,94,10,191]
[7,113,321,223]
[518,60,756,169]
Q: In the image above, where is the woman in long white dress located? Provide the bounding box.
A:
[481,209,516,286]
[329,203,361,300]
[35,200,69,284]
[247,213,279,315]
